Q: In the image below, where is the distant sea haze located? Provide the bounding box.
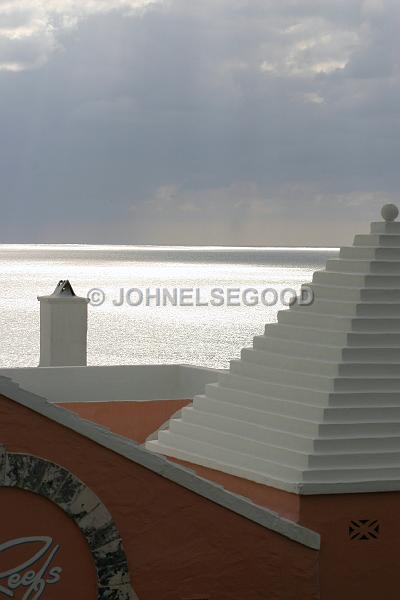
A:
[0,245,337,369]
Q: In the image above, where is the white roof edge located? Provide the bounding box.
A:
[0,375,320,550]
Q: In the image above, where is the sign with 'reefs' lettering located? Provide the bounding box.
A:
[0,536,62,599]
[0,489,97,600]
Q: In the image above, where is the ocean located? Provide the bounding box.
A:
[0,245,338,369]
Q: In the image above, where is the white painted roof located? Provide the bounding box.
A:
[147,205,400,495]
[0,376,319,548]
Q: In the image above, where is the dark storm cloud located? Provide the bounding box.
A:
[0,0,399,245]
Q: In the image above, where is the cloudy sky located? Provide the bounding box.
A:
[1,0,399,245]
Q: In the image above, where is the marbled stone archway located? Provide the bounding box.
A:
[0,446,138,599]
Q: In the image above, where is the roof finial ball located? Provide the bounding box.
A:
[381,203,399,222]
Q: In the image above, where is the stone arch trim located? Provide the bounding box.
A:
[0,446,138,599]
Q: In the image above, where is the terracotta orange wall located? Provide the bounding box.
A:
[59,400,191,444]
[61,402,302,520]
[0,488,97,599]
[59,402,299,520]
[0,395,318,600]
[299,492,400,600]
[171,458,301,522]
[171,460,400,600]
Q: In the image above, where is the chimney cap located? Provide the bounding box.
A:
[38,280,89,303]
[51,280,76,297]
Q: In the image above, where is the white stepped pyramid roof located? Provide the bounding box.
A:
[146,204,400,494]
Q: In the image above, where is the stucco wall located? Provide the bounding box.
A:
[60,400,192,444]
[0,394,319,600]
[0,488,98,599]
[0,365,221,403]
[300,493,400,600]
[171,458,302,522]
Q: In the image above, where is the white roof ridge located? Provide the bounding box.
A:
[147,205,400,495]
[0,375,320,549]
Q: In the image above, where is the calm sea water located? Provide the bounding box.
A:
[0,245,338,369]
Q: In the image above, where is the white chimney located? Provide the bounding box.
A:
[38,280,89,367]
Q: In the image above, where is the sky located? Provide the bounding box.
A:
[1,0,400,246]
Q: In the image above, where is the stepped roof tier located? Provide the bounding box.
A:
[146,204,400,494]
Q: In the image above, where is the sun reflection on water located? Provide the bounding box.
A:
[0,245,337,368]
